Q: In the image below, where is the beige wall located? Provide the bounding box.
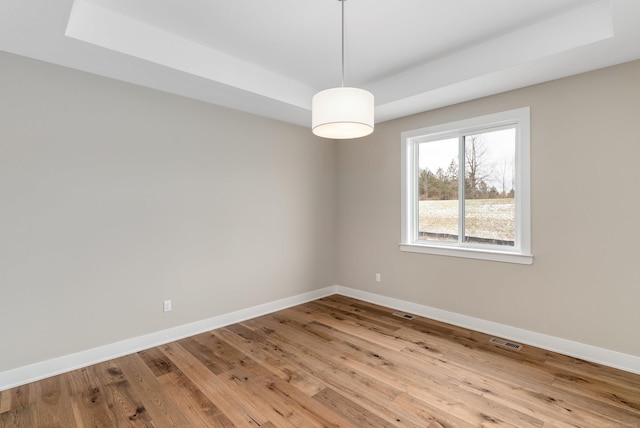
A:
[336,59,640,357]
[0,52,336,372]
[2,49,639,375]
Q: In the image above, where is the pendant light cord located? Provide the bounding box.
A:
[341,0,345,88]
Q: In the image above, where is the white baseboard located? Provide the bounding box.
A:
[0,286,336,391]
[335,285,640,375]
[3,284,639,391]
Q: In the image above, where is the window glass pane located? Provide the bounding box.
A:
[464,129,515,246]
[417,138,459,243]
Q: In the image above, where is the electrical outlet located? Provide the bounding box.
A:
[163,299,172,312]
[375,273,381,282]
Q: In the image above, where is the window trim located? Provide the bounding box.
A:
[400,107,532,265]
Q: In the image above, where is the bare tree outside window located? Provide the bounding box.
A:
[464,134,494,200]
[464,129,515,245]
[417,128,515,246]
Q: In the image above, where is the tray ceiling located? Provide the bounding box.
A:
[2,0,640,128]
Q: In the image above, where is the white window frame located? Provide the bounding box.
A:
[400,107,532,265]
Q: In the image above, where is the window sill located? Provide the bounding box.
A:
[399,243,533,265]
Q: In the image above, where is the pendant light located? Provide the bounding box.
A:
[312,0,374,139]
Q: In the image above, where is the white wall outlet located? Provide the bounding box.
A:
[163,299,172,312]
[375,273,381,282]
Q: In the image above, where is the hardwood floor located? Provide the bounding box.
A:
[1,295,639,427]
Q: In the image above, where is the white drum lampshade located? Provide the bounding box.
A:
[312,87,374,139]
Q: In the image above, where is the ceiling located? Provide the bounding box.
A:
[1,0,640,128]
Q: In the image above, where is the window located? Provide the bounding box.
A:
[400,107,532,264]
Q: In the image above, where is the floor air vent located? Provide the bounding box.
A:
[490,337,523,351]
[392,311,415,320]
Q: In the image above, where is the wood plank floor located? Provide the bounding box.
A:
[1,295,639,427]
